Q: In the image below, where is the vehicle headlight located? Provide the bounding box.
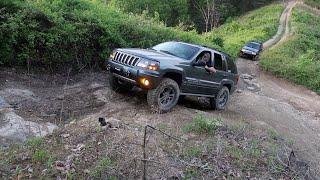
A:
[109,51,116,60]
[252,52,257,55]
[136,59,160,71]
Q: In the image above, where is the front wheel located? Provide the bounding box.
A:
[210,86,230,110]
[147,78,180,113]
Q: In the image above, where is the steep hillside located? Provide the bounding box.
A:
[0,0,212,71]
[305,0,320,9]
[0,1,285,71]
[260,7,320,93]
[206,4,284,57]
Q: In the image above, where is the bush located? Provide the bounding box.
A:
[0,0,213,71]
[260,8,320,93]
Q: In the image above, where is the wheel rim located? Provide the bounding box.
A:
[158,86,176,107]
[218,90,228,107]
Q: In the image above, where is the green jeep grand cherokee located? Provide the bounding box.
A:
[107,41,239,113]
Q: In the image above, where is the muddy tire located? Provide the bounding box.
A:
[109,74,133,92]
[210,86,229,110]
[147,78,180,113]
[253,55,259,61]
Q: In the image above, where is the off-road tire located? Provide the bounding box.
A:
[109,74,133,92]
[210,86,230,110]
[253,55,259,61]
[147,78,180,113]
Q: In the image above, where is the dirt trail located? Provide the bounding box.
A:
[227,0,320,174]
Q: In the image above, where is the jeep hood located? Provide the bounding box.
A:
[117,48,186,62]
[243,46,259,53]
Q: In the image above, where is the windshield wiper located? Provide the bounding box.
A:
[159,50,177,57]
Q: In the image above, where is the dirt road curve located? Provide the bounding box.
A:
[0,0,320,175]
[231,0,320,173]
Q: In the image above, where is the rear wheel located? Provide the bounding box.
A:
[109,74,133,92]
[210,86,230,110]
[147,78,180,113]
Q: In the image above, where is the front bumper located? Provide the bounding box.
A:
[239,50,257,57]
[106,59,160,89]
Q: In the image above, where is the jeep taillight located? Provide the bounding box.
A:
[236,75,240,84]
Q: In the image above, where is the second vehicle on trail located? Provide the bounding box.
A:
[239,41,263,61]
[107,41,239,113]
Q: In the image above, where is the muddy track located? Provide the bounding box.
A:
[1,0,320,176]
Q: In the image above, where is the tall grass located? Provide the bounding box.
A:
[260,8,320,93]
[205,4,284,57]
[305,0,320,9]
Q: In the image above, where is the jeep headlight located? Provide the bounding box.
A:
[136,59,160,71]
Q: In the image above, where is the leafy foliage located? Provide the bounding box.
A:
[113,0,276,32]
[260,8,320,93]
[0,0,212,71]
[0,0,284,71]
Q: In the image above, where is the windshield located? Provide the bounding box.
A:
[246,42,261,50]
[152,42,200,60]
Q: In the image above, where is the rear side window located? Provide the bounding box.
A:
[226,56,237,74]
[214,53,227,71]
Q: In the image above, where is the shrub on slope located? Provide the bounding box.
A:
[0,0,210,71]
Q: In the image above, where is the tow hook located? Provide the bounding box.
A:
[106,64,111,71]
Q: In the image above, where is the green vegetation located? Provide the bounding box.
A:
[113,0,276,32]
[90,157,114,178]
[184,146,202,158]
[206,4,284,57]
[180,116,302,178]
[0,0,284,71]
[32,150,49,163]
[305,0,320,9]
[260,8,320,93]
[183,114,222,134]
[27,137,44,150]
[0,0,211,71]
[0,118,306,179]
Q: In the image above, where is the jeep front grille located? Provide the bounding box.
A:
[113,51,140,66]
